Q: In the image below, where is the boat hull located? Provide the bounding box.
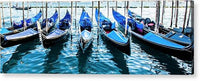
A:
[42,31,69,48]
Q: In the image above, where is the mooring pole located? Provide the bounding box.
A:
[45,2,48,32]
[175,0,179,27]
[125,1,129,36]
[42,1,44,20]
[107,1,109,18]
[97,1,100,52]
[75,2,77,29]
[27,1,29,18]
[71,1,73,24]
[70,1,73,44]
[1,3,5,25]
[116,1,117,11]
[0,8,1,28]
[9,2,12,25]
[92,1,94,22]
[170,0,174,27]
[186,2,191,27]
[161,0,166,24]
[182,0,188,33]
[155,0,160,33]
[124,1,126,16]
[23,1,26,31]
[58,1,60,21]
[141,1,143,17]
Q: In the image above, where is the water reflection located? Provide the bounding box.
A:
[2,39,40,73]
[131,36,190,74]
[101,35,129,74]
[77,43,93,74]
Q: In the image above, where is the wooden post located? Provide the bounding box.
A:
[107,1,109,18]
[141,1,143,17]
[116,1,117,11]
[175,0,179,27]
[0,8,1,28]
[124,1,126,16]
[1,3,5,25]
[125,1,129,36]
[71,1,73,24]
[75,2,77,29]
[182,0,188,33]
[170,0,174,27]
[92,1,94,22]
[42,1,44,20]
[9,2,12,25]
[58,1,60,21]
[27,1,29,18]
[186,2,191,27]
[45,2,48,32]
[155,1,160,33]
[23,1,26,30]
[161,0,166,24]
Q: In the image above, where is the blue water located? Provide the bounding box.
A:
[0,2,193,74]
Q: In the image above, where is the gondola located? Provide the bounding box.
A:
[79,9,93,52]
[112,9,192,56]
[95,8,130,55]
[15,7,31,10]
[0,10,58,48]
[42,10,71,48]
[6,10,42,31]
[128,9,191,46]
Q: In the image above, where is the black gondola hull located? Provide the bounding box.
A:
[1,34,39,47]
[101,31,131,55]
[130,31,193,59]
[42,33,70,48]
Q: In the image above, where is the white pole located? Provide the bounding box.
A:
[27,1,29,18]
[107,1,109,18]
[182,0,188,33]
[10,2,12,25]
[116,1,117,11]
[58,1,60,21]
[1,3,5,25]
[92,1,94,22]
[45,2,48,32]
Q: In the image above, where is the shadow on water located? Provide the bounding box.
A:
[131,36,192,74]
[101,35,129,74]
[2,39,40,73]
[77,43,93,74]
[42,35,69,73]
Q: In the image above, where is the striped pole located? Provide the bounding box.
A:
[170,0,174,27]
[182,0,188,33]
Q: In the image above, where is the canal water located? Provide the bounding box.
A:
[0,2,193,74]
